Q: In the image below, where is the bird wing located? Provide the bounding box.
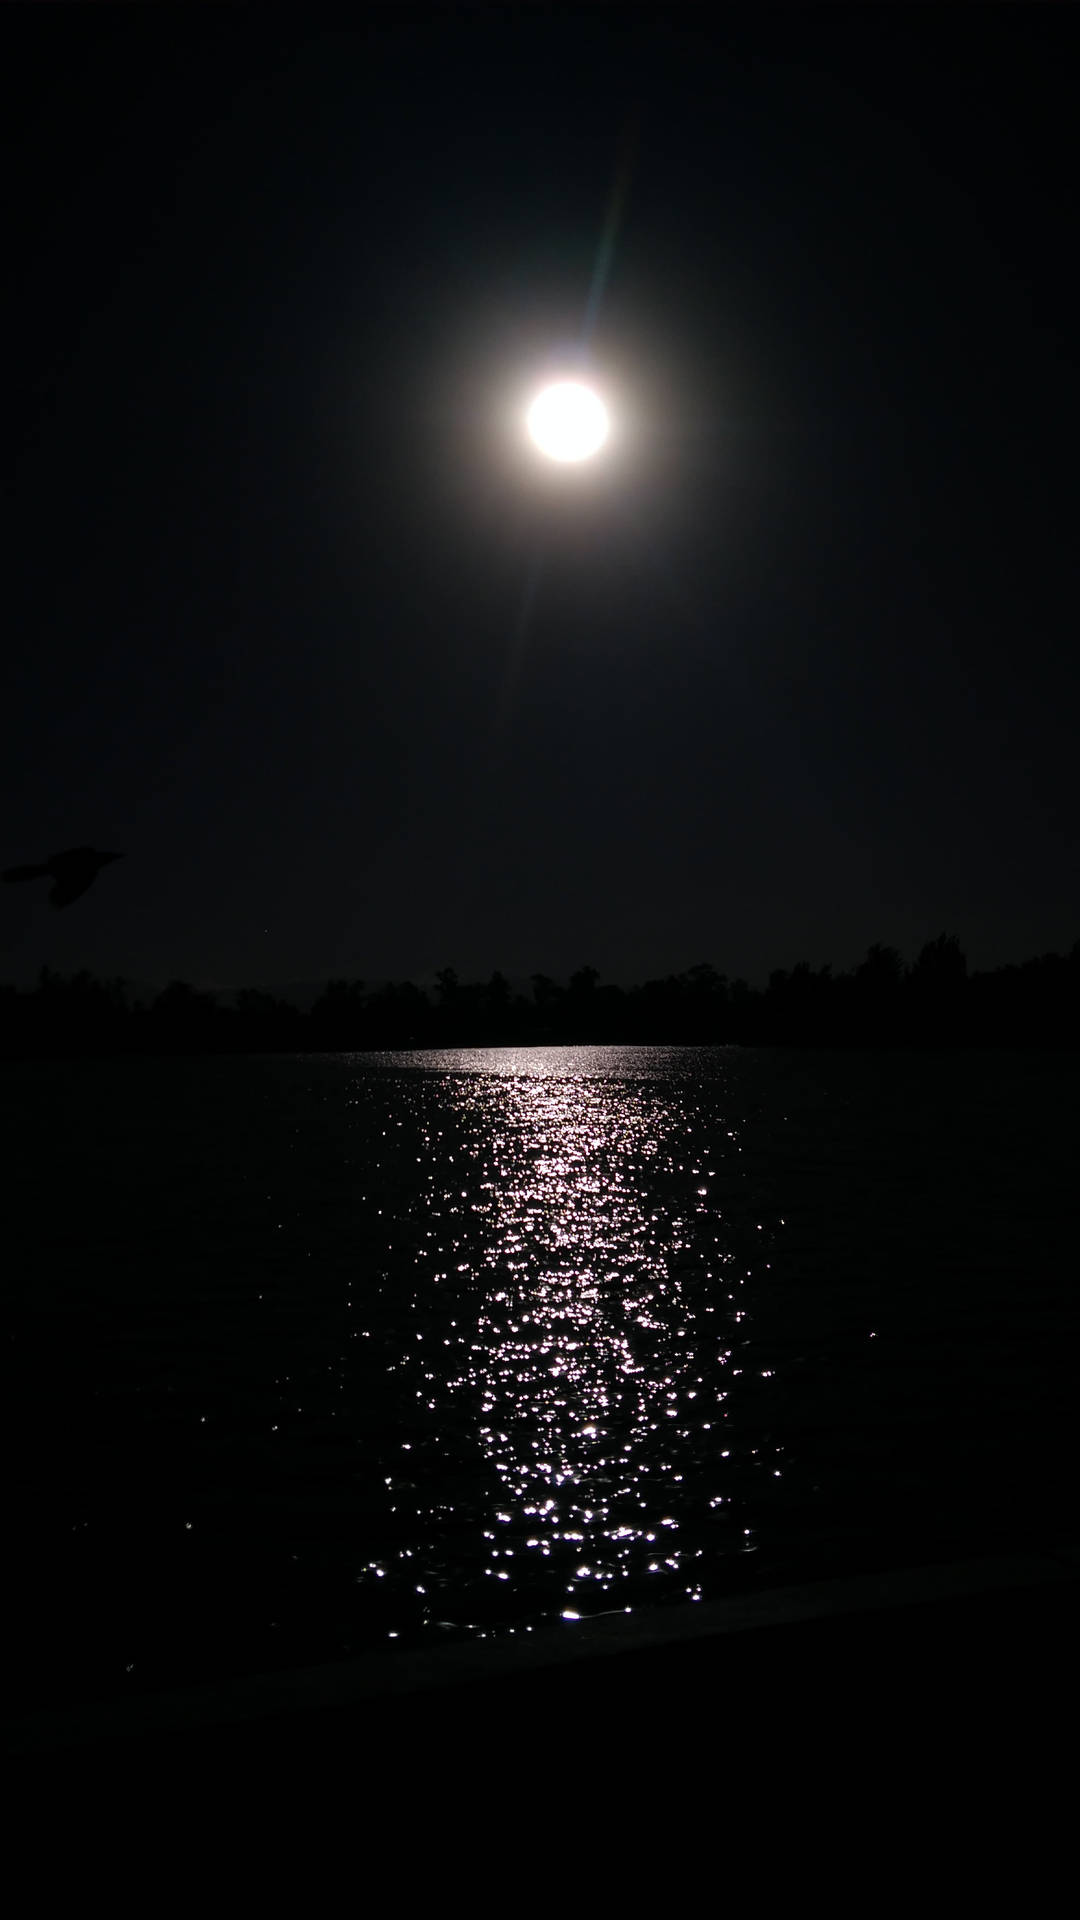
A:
[49,872,97,908]
[3,864,50,883]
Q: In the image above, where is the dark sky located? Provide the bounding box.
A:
[3,5,1077,992]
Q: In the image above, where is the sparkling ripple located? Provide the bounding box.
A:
[340,1049,782,1641]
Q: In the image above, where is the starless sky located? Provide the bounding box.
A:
[3,6,1077,992]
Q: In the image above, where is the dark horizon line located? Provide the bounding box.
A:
[4,929,1080,1003]
[6,929,1076,1006]
[4,934,1080,1054]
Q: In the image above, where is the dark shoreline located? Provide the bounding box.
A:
[5,936,1080,1056]
[8,1553,1077,1788]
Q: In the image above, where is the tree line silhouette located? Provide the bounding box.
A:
[2,935,1079,1056]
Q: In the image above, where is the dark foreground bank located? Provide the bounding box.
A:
[7,1554,1076,1811]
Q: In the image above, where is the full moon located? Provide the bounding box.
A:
[527,380,609,463]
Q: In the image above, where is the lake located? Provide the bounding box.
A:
[3,1045,1076,1712]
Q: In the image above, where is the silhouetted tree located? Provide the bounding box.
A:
[531,973,558,1010]
[566,965,601,1037]
[908,933,969,1042]
[912,933,967,986]
[482,971,512,1037]
[149,980,220,1049]
[4,934,1079,1058]
[308,978,367,1049]
[849,944,904,1041]
[231,988,303,1048]
[364,979,431,1046]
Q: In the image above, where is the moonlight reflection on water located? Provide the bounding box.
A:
[370,1053,780,1636]
[14,1043,1067,1709]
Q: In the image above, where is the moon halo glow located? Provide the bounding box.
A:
[526,380,609,463]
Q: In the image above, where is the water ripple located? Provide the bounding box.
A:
[340,1053,781,1640]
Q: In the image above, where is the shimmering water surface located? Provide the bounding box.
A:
[3,1046,1076,1710]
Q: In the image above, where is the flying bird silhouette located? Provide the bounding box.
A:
[3,846,124,908]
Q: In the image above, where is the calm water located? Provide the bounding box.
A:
[3,1045,1076,1711]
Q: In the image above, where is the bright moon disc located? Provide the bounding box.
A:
[527,381,609,463]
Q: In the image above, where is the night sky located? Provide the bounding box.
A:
[4,5,1077,995]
